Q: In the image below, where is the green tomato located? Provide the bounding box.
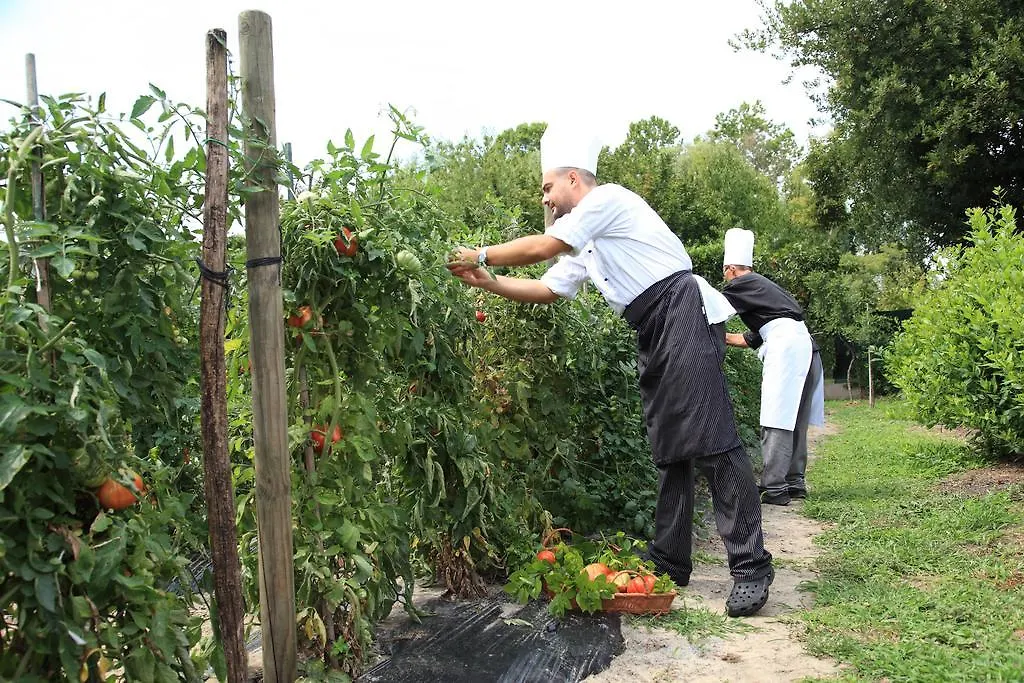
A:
[396,250,423,273]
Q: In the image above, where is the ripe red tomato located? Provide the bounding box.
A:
[626,576,647,594]
[334,227,358,257]
[475,310,486,323]
[96,474,143,511]
[642,573,657,594]
[288,305,313,328]
[536,549,556,564]
[311,424,343,453]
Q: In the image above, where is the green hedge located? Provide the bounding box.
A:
[885,205,1024,456]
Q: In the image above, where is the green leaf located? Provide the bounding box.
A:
[360,135,375,160]
[0,399,31,433]
[131,95,157,120]
[51,254,76,279]
[82,349,107,372]
[27,244,60,259]
[353,554,373,582]
[338,522,359,551]
[0,446,31,492]
[165,134,175,163]
[34,573,57,612]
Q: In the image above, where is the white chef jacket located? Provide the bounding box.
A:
[539,184,734,323]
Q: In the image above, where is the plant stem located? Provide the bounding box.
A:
[38,320,75,352]
[4,164,20,293]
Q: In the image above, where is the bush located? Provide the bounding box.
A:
[885,204,1024,456]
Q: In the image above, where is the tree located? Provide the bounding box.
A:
[419,123,545,236]
[705,100,801,183]
[743,0,1024,253]
[598,116,692,233]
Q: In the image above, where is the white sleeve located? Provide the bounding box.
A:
[545,189,622,255]
[540,253,590,300]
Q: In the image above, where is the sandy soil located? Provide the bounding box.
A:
[586,424,845,683]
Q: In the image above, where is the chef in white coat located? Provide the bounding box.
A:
[720,228,826,505]
[448,128,775,617]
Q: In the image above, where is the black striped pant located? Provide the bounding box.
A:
[647,445,773,581]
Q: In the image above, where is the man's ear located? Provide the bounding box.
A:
[567,169,578,186]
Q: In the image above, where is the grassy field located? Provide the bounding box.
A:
[802,400,1024,682]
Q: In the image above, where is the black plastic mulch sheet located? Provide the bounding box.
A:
[359,593,625,683]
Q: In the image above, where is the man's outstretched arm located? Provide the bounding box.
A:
[451,265,560,304]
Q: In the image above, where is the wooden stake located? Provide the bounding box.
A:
[25,54,51,327]
[238,11,297,682]
[199,28,248,683]
[868,347,875,408]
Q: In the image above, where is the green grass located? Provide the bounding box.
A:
[632,604,752,642]
[801,399,1024,682]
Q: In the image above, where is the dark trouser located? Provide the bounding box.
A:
[625,272,772,583]
[647,445,773,581]
[761,350,823,496]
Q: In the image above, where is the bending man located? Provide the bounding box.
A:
[448,126,774,617]
[721,228,826,505]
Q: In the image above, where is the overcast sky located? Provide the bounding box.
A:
[0,0,826,167]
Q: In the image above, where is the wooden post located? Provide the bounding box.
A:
[25,54,51,327]
[867,347,875,408]
[238,11,297,683]
[199,28,248,683]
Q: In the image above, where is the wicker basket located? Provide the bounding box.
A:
[543,586,677,615]
[600,590,677,615]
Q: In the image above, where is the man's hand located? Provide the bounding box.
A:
[725,332,748,348]
[446,247,480,274]
[451,261,495,289]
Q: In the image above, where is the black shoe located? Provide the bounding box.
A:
[761,491,791,506]
[726,567,773,617]
[788,487,807,499]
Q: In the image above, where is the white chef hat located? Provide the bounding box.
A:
[541,123,602,175]
[723,228,755,267]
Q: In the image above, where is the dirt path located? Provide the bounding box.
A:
[587,424,844,683]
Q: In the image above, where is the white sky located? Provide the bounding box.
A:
[0,0,826,167]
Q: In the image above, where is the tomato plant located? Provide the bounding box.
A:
[0,89,210,680]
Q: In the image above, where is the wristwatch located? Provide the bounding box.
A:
[477,247,489,267]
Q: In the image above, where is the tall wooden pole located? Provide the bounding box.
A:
[238,11,297,682]
[25,54,51,327]
[199,28,248,683]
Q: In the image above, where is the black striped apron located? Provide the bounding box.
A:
[624,271,742,465]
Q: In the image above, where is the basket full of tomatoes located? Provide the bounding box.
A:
[505,530,678,616]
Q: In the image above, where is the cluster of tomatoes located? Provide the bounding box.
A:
[537,550,661,594]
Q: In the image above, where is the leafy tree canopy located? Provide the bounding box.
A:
[742,0,1024,253]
